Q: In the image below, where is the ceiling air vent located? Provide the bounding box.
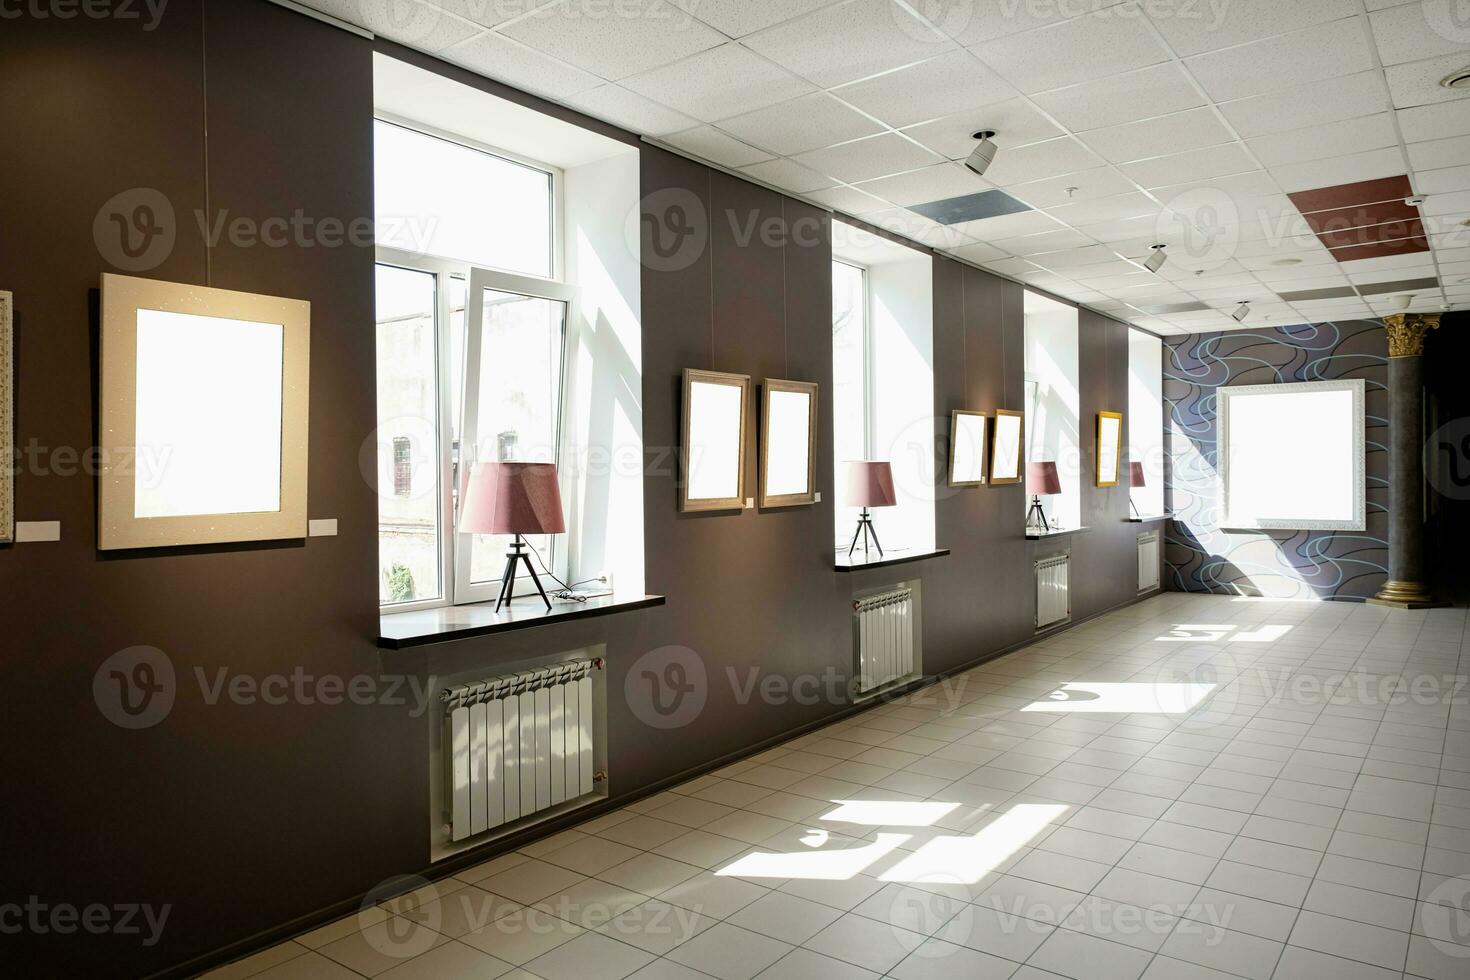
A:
[1441,67,1470,89]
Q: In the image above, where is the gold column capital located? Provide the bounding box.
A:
[1383,312,1441,357]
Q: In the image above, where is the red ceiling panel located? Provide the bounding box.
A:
[1288,175,1414,215]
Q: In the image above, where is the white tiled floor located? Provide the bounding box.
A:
[205,593,1470,980]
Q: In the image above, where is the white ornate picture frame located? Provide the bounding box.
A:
[0,291,12,544]
[98,274,311,550]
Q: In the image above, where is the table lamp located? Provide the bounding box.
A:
[844,461,896,558]
[1128,461,1146,519]
[460,461,566,612]
[1026,461,1060,532]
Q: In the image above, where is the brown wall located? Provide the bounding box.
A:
[1,3,1154,976]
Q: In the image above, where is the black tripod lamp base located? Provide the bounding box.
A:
[495,534,551,612]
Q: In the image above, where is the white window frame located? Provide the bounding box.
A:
[1218,378,1366,532]
[374,116,576,611]
[454,267,576,606]
[834,258,873,457]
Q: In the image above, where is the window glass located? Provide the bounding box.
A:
[374,120,553,278]
[466,287,567,585]
[375,264,441,604]
[832,260,867,467]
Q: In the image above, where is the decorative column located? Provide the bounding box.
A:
[1371,313,1445,608]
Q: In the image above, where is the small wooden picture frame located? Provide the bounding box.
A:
[759,379,818,508]
[949,410,988,487]
[1096,411,1123,487]
[990,409,1024,485]
[680,368,750,512]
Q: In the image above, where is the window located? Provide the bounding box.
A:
[374,120,572,610]
[392,437,413,496]
[1022,292,1080,530]
[1128,330,1165,517]
[829,224,936,555]
[1219,379,1365,531]
[374,119,554,279]
[832,260,869,471]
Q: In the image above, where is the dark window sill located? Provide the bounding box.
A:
[834,547,951,572]
[1025,526,1091,540]
[1127,514,1174,523]
[379,594,666,649]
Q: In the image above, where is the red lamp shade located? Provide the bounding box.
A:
[844,461,896,508]
[1026,462,1061,496]
[460,462,566,535]
[1129,462,1146,488]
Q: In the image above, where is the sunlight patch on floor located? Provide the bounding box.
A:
[1021,681,1215,714]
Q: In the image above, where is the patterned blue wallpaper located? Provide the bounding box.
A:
[1164,321,1389,600]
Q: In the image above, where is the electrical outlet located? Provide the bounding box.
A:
[600,572,614,594]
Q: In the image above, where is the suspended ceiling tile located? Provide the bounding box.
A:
[663,126,775,168]
[499,0,727,80]
[1146,0,1359,56]
[717,92,884,157]
[1189,18,1376,104]
[971,9,1170,94]
[1032,63,1206,132]
[1216,70,1389,138]
[793,132,944,184]
[830,50,1019,129]
[622,43,816,121]
[900,100,1065,159]
[1247,113,1399,168]
[1077,107,1236,165]
[805,183,891,216]
[742,0,948,89]
[667,0,844,37]
[855,162,993,207]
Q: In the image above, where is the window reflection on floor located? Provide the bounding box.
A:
[714,802,1066,886]
[1021,681,1216,714]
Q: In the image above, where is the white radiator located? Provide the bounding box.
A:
[444,660,600,843]
[1035,555,1070,629]
[854,588,915,694]
[1138,532,1160,592]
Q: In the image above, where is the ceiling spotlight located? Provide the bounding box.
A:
[1144,244,1168,274]
[1231,302,1251,322]
[965,130,998,177]
[1272,258,1303,267]
[1404,195,1426,207]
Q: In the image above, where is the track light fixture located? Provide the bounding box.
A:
[965,130,998,177]
[1231,302,1251,322]
[1143,244,1168,274]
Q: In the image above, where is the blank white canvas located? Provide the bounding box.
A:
[134,308,284,518]
[993,415,1022,480]
[1098,416,1121,484]
[953,415,986,482]
[765,390,811,497]
[687,381,742,501]
[1225,387,1355,525]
